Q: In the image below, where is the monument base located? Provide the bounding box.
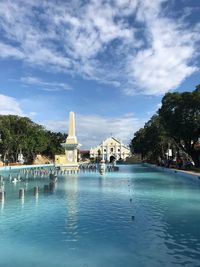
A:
[55,153,79,171]
[56,163,79,171]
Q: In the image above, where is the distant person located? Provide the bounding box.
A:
[185,159,193,170]
[166,159,172,168]
[177,158,183,169]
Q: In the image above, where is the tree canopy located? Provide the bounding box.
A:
[131,115,171,161]
[0,115,66,163]
[131,85,200,167]
[159,89,200,166]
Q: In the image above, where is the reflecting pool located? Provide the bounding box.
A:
[0,164,200,267]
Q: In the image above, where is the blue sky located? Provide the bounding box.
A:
[0,0,200,148]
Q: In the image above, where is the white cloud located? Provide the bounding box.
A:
[127,0,199,95]
[0,94,24,115]
[43,113,145,149]
[0,0,199,95]
[21,76,72,91]
[0,42,24,59]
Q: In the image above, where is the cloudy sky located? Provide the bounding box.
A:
[0,0,199,148]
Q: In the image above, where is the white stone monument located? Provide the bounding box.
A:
[55,111,79,170]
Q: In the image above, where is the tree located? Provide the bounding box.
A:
[159,89,200,167]
[0,115,67,163]
[131,115,171,161]
[131,128,146,159]
[195,84,200,92]
[43,131,66,159]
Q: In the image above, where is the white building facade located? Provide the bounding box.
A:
[90,137,131,162]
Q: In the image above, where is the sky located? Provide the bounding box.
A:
[0,0,200,149]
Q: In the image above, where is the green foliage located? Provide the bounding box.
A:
[0,115,66,163]
[131,115,171,161]
[124,155,142,164]
[195,84,200,92]
[159,89,200,166]
[43,131,66,159]
[131,86,200,167]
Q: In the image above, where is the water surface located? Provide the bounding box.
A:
[0,164,200,267]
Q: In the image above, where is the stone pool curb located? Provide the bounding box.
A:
[0,163,55,171]
[144,163,200,182]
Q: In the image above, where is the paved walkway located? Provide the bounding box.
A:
[178,169,200,176]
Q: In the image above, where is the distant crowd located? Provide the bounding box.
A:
[157,158,194,170]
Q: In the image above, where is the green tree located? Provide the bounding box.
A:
[159,89,200,167]
[43,131,66,159]
[131,115,171,161]
[195,84,200,92]
[0,115,67,163]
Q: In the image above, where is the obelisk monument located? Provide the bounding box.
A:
[55,111,79,170]
[63,111,79,167]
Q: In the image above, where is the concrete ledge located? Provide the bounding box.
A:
[56,163,79,171]
[0,164,55,171]
[144,163,200,181]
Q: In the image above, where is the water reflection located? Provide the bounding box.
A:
[20,196,24,209]
[98,175,106,188]
[50,181,57,193]
[1,197,4,212]
[35,191,39,207]
[65,176,78,242]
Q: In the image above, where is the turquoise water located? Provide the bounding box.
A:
[0,164,200,267]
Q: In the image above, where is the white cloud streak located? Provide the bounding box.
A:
[21,76,72,92]
[0,42,24,59]
[0,0,199,95]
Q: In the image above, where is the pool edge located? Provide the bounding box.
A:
[144,163,200,181]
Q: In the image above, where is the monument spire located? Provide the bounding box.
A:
[66,111,77,144]
[68,111,76,137]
